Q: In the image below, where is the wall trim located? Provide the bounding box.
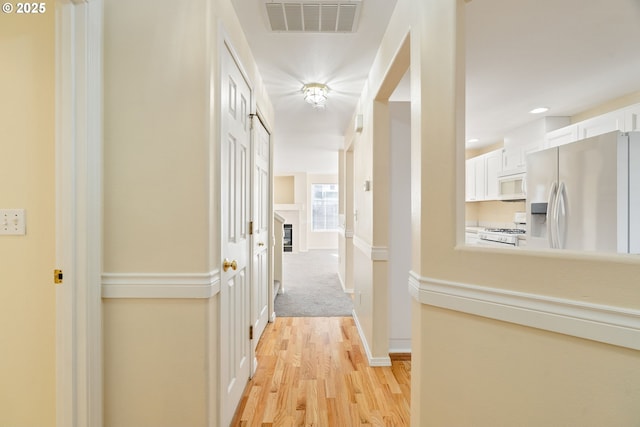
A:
[56,1,103,426]
[337,272,354,294]
[353,235,388,261]
[408,272,640,351]
[352,310,392,367]
[102,271,221,298]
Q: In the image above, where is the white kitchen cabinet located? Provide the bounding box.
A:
[465,156,486,202]
[545,124,579,148]
[466,149,502,202]
[577,109,625,140]
[503,116,570,174]
[484,149,502,200]
[624,103,640,132]
[465,158,476,201]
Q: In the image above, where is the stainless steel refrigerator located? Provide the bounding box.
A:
[526,130,640,253]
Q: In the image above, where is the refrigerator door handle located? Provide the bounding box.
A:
[554,182,567,249]
[547,181,558,248]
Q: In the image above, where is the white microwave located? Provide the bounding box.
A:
[498,172,526,200]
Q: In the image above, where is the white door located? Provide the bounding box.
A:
[250,115,271,373]
[220,44,252,427]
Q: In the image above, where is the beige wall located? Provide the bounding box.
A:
[103,299,210,427]
[355,0,640,425]
[419,304,640,426]
[274,175,295,204]
[0,7,55,427]
[572,90,640,123]
[103,0,273,425]
[466,200,526,226]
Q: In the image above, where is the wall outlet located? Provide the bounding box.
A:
[0,209,26,235]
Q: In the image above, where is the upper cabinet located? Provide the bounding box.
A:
[545,102,640,148]
[485,149,502,200]
[577,109,625,140]
[466,149,502,202]
[502,116,570,175]
[546,124,579,148]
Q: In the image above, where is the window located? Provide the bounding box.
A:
[311,183,339,231]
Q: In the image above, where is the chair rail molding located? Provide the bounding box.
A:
[409,271,640,351]
[353,235,388,261]
[102,270,221,298]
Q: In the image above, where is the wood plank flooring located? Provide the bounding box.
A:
[230,317,411,427]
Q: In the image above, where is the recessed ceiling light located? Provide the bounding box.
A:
[467,138,479,144]
[530,107,549,114]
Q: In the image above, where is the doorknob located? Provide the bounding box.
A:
[223,258,238,272]
[258,242,265,247]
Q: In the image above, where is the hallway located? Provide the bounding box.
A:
[231,317,411,427]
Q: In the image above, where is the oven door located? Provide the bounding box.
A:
[477,238,516,247]
[477,232,518,247]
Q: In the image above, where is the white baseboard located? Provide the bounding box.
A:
[408,271,640,351]
[352,310,391,367]
[337,272,354,294]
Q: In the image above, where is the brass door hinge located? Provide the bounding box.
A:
[54,269,63,284]
[249,325,253,340]
[249,221,253,235]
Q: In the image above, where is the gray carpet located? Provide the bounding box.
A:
[275,250,353,317]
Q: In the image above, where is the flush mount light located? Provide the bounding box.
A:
[467,138,479,144]
[302,83,329,109]
[530,107,549,114]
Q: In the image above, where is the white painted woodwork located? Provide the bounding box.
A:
[577,109,625,140]
[484,149,502,200]
[220,43,252,427]
[503,116,570,170]
[55,1,103,426]
[545,124,579,148]
[465,156,486,202]
[466,149,501,202]
[624,103,640,132]
[250,115,271,374]
[409,272,640,352]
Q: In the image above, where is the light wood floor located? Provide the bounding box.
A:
[230,317,411,427]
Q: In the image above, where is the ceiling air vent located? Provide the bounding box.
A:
[264,1,362,33]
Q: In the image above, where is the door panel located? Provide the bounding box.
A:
[220,44,251,427]
[251,116,271,373]
[558,132,618,251]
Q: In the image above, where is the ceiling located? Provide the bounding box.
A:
[232,0,640,174]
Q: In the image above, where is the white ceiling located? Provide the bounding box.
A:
[232,0,640,173]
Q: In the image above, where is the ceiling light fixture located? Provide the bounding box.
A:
[530,107,549,114]
[302,83,329,109]
[467,138,479,144]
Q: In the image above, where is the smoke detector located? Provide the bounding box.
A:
[264,1,362,33]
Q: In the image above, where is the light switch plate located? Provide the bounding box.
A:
[0,209,26,235]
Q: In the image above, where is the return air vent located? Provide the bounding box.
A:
[264,1,362,33]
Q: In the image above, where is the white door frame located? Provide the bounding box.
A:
[55,1,103,426]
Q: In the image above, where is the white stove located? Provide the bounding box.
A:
[478,228,526,247]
